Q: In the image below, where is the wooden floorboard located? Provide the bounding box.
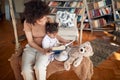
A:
[0,18,120,80]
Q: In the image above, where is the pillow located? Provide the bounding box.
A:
[56,11,76,28]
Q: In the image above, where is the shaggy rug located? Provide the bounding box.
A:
[90,39,120,66]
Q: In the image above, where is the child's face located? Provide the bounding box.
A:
[47,32,58,38]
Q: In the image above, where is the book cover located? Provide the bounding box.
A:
[94,2,99,9]
[64,2,70,7]
[52,40,74,52]
[88,3,94,10]
[50,1,58,7]
[71,2,78,7]
[69,8,75,13]
[116,1,120,9]
[76,2,81,8]
[58,1,65,7]
[105,0,112,5]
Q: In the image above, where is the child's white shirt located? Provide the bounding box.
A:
[42,35,59,49]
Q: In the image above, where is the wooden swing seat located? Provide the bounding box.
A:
[9,45,93,80]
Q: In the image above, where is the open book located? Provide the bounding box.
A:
[52,40,74,54]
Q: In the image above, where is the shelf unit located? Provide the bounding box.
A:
[112,0,120,31]
[85,0,115,31]
[49,0,88,21]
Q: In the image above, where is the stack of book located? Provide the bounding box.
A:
[88,0,111,10]
[49,1,83,8]
[89,7,111,18]
[115,1,120,9]
[91,18,107,28]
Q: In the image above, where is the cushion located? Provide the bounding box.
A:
[56,11,76,28]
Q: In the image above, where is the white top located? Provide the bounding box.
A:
[42,35,59,49]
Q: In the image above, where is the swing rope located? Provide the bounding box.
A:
[8,0,20,51]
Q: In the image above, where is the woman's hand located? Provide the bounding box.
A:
[43,48,52,54]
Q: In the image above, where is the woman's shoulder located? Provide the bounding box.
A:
[24,20,32,26]
[47,16,54,23]
[23,20,32,31]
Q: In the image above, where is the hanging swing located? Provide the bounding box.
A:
[8,0,94,80]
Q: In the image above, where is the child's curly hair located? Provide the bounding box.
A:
[46,22,59,33]
[23,0,50,24]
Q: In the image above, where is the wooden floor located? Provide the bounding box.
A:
[0,17,120,80]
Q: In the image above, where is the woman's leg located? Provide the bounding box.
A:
[21,45,36,80]
[34,52,50,80]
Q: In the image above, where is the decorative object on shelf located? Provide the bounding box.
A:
[56,11,76,28]
[48,0,87,22]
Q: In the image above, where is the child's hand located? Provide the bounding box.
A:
[58,43,64,46]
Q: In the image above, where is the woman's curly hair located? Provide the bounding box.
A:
[23,0,50,24]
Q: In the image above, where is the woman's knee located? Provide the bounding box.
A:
[21,65,34,75]
[34,62,48,72]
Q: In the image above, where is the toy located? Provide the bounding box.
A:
[64,41,94,71]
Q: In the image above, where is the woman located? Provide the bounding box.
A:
[21,0,70,80]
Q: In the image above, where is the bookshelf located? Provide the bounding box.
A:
[85,0,115,31]
[48,0,88,26]
[112,0,120,31]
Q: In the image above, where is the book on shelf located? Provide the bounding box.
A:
[51,8,57,13]
[92,18,107,28]
[70,2,78,7]
[101,8,107,15]
[77,16,82,22]
[88,3,94,10]
[49,1,58,7]
[74,8,79,14]
[63,1,70,7]
[116,1,120,9]
[99,9,104,16]
[92,20,100,28]
[105,0,112,5]
[98,0,105,8]
[93,2,99,9]
[77,15,87,22]
[105,7,111,14]
[58,1,66,7]
[69,8,75,13]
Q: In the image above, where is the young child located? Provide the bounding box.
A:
[42,22,69,61]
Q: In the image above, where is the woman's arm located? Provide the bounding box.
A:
[25,31,51,54]
[25,31,44,52]
[56,35,70,44]
[24,22,50,54]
